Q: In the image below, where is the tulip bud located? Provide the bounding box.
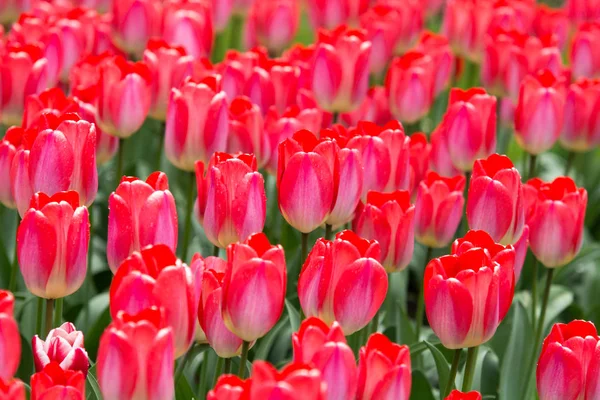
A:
[415,172,466,248]
[357,333,412,400]
[408,133,431,195]
[305,0,369,29]
[245,0,299,55]
[0,378,25,400]
[340,86,392,127]
[354,191,415,272]
[0,129,21,208]
[0,291,20,381]
[111,0,162,56]
[228,97,269,168]
[31,362,85,400]
[533,5,569,50]
[299,230,387,334]
[207,375,249,400]
[223,233,286,342]
[523,177,587,268]
[107,172,178,273]
[425,231,515,349]
[33,322,89,375]
[443,0,493,60]
[18,191,89,299]
[162,0,213,60]
[515,70,567,155]
[571,22,600,79]
[292,317,346,364]
[97,308,174,400]
[561,78,600,152]
[360,5,405,76]
[249,361,327,399]
[414,31,455,96]
[22,88,78,130]
[445,390,483,400]
[429,125,461,177]
[537,320,600,400]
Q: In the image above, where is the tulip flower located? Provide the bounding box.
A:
[467,154,525,245]
[0,129,21,208]
[162,0,213,60]
[354,191,415,272]
[523,177,587,268]
[439,88,497,172]
[228,97,269,168]
[515,70,567,155]
[244,0,299,55]
[223,233,286,342]
[10,114,98,217]
[18,191,89,299]
[107,172,178,273]
[532,5,569,49]
[442,0,493,60]
[292,317,346,364]
[339,86,392,127]
[207,375,249,400]
[0,378,25,400]
[268,60,303,114]
[571,22,600,79]
[111,0,162,56]
[22,88,78,130]
[414,31,455,97]
[0,291,20,381]
[408,133,431,195]
[561,78,600,152]
[425,231,516,349]
[565,0,600,22]
[97,307,174,400]
[96,55,152,138]
[311,25,371,113]
[248,361,327,399]
[0,43,49,127]
[415,172,466,248]
[195,152,266,249]
[537,320,600,400]
[33,322,89,375]
[357,333,412,400]
[298,230,387,334]
[359,5,404,76]
[211,0,233,32]
[216,49,269,104]
[110,245,196,358]
[445,390,483,400]
[31,362,85,400]
[305,0,369,29]
[429,125,461,177]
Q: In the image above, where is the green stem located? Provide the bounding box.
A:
[116,138,125,188]
[53,298,63,327]
[404,120,422,135]
[44,299,55,336]
[564,151,576,176]
[8,226,19,292]
[332,111,339,125]
[214,356,224,386]
[36,297,45,336]
[224,357,232,374]
[530,257,538,334]
[238,341,250,378]
[213,245,220,257]
[527,153,537,180]
[324,224,333,240]
[443,349,462,398]
[198,350,210,398]
[370,309,380,336]
[180,171,196,261]
[301,232,309,264]
[415,246,433,341]
[229,14,244,51]
[461,346,479,392]
[211,29,230,63]
[155,121,165,171]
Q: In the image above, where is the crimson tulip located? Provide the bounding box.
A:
[0,378,25,400]
[31,362,85,400]
[0,290,20,381]
[339,86,392,127]
[429,125,460,177]
[228,97,269,168]
[249,361,327,399]
[561,78,600,152]
[445,390,483,400]
[533,5,569,50]
[571,22,600,79]
[162,0,213,60]
[207,375,248,400]
[111,0,162,56]
[244,0,299,55]
[408,133,431,195]
[33,322,89,375]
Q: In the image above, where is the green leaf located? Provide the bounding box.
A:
[253,316,290,361]
[16,333,34,381]
[285,299,301,333]
[499,300,532,400]
[470,347,499,397]
[86,364,103,400]
[175,374,196,400]
[409,370,436,400]
[542,285,574,333]
[424,341,450,400]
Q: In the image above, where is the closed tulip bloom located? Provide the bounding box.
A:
[414,31,455,96]
[249,361,327,399]
[415,172,466,248]
[0,378,25,400]
[533,5,569,50]
[0,129,21,208]
[566,0,600,22]
[445,390,483,400]
[354,191,415,272]
[207,375,248,400]
[515,70,567,155]
[571,22,600,79]
[424,231,516,349]
[33,322,89,375]
[467,154,525,245]
[107,172,178,273]
[429,125,461,177]
[357,333,411,400]
[31,362,85,400]
[561,78,600,152]
[0,291,20,381]
[408,133,431,195]
[339,86,392,127]
[442,0,493,60]
[245,0,299,55]
[311,25,371,113]
[162,0,213,59]
[97,308,174,400]
[359,5,404,76]
[0,43,49,127]
[111,0,162,56]
[305,0,369,29]
[523,177,587,268]
[223,233,286,342]
[211,0,233,32]
[537,320,600,400]
[228,97,269,168]
[18,191,89,299]
[298,230,387,334]
[292,317,346,364]
[22,88,78,130]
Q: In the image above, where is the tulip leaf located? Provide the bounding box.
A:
[86,364,103,400]
[175,373,196,400]
[285,299,301,333]
[470,347,500,397]
[253,315,290,361]
[409,370,435,400]
[499,300,532,400]
[424,341,450,400]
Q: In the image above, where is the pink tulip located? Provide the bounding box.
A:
[414,31,455,96]
[442,0,493,60]
[533,5,569,50]
[359,5,404,76]
[0,291,20,381]
[33,322,89,375]
[0,129,21,208]
[249,361,327,399]
[244,0,299,55]
[228,97,269,168]
[561,78,600,152]
[162,0,213,60]
[22,88,78,130]
[211,0,233,32]
[408,133,431,195]
[31,362,85,400]
[0,378,25,400]
[111,0,162,56]
[429,125,461,177]
[571,22,600,80]
[565,0,600,22]
[305,0,369,29]
[339,86,392,127]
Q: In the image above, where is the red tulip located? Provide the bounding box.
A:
[571,22,600,80]
[22,88,78,130]
[97,308,174,400]
[442,0,493,60]
[249,361,327,399]
[566,0,600,24]
[339,86,392,127]
[429,125,460,177]
[244,0,299,55]
[216,49,268,105]
[111,0,162,56]
[311,25,371,113]
[268,60,303,114]
[425,230,516,348]
[537,320,600,400]
[414,31,455,96]
[467,154,525,245]
[523,177,587,268]
[357,333,411,400]
[533,5,569,49]
[107,172,178,273]
[223,233,286,342]
[354,191,415,272]
[228,97,269,168]
[18,191,89,299]
[561,78,600,152]
[298,230,387,334]
[0,129,21,208]
[415,172,466,248]
[359,5,404,76]
[10,114,97,217]
[0,43,49,127]
[515,70,567,155]
[211,0,233,32]
[162,0,213,60]
[408,133,431,195]
[0,378,25,400]
[439,88,497,172]
[445,390,483,400]
[207,375,249,400]
[165,75,229,170]
[31,362,85,400]
[305,0,369,29]
[0,290,20,381]
[292,317,346,364]
[33,322,89,375]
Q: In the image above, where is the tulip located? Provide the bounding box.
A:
[0,290,20,381]
[22,88,78,129]
[408,133,431,195]
[0,378,25,400]
[357,333,412,400]
[96,55,152,138]
[439,88,497,172]
[415,172,466,248]
[429,125,461,177]
[268,60,302,114]
[33,322,89,375]
[515,70,567,155]
[223,233,286,342]
[561,78,600,152]
[162,0,213,60]
[10,114,98,217]
[354,191,415,272]
[442,0,493,60]
[107,172,178,272]
[311,25,371,113]
[244,0,299,55]
[424,231,515,349]
[414,31,455,97]
[0,43,49,127]
[467,154,525,245]
[359,5,404,76]
[339,86,392,127]
[228,97,269,168]
[31,362,85,400]
[0,128,21,208]
[195,152,266,249]
[111,0,162,56]
[216,49,267,104]
[445,390,483,400]
[523,177,587,268]
[292,317,346,364]
[305,0,369,29]
[211,0,233,32]
[249,361,327,399]
[97,307,174,400]
[566,0,600,24]
[73,99,119,167]
[537,320,600,400]
[207,375,249,400]
[18,191,89,299]
[571,22,600,80]
[298,230,387,334]
[533,5,569,50]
